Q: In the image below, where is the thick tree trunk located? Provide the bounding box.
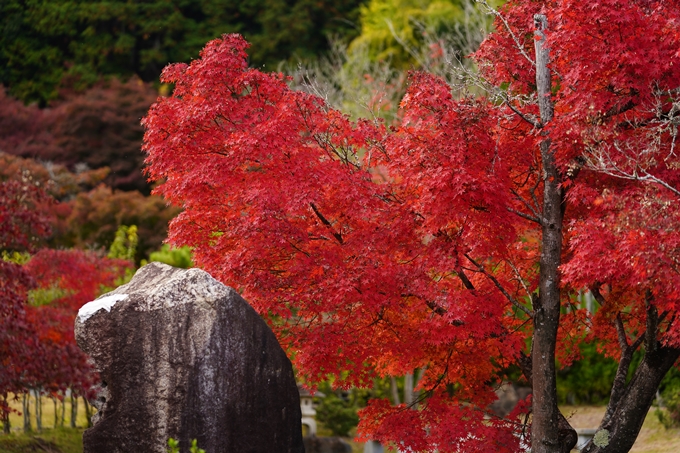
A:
[582,325,680,453]
[531,14,575,453]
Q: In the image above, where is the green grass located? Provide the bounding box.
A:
[0,427,83,453]
[3,394,92,432]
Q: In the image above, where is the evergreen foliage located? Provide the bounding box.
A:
[148,244,194,269]
[0,0,365,105]
[316,387,361,437]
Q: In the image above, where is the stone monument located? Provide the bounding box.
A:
[75,262,305,453]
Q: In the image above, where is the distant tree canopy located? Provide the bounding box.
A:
[349,0,466,67]
[0,78,158,193]
[0,0,365,105]
[346,0,500,69]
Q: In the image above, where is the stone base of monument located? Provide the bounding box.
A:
[75,262,305,453]
[303,436,352,453]
[575,428,598,451]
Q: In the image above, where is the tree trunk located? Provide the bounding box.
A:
[53,397,58,428]
[404,373,414,406]
[582,343,680,452]
[390,377,401,405]
[531,14,575,453]
[2,396,10,434]
[70,391,77,428]
[22,393,31,433]
[61,394,66,427]
[83,396,93,428]
[34,389,42,431]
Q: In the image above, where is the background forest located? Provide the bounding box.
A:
[1,1,680,452]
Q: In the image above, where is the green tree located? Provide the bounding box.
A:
[349,0,464,67]
[0,0,365,105]
[108,225,138,262]
[148,244,193,269]
[316,389,360,437]
[290,0,493,123]
[346,0,499,69]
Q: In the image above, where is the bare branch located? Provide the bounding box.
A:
[506,206,541,224]
[510,178,542,219]
[507,259,533,302]
[475,0,535,68]
[502,94,542,128]
[309,203,344,245]
[464,253,534,317]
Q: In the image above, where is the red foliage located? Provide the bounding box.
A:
[0,262,37,408]
[0,178,52,253]
[0,152,177,260]
[25,249,131,312]
[0,250,131,412]
[60,184,179,262]
[1,151,133,411]
[143,1,680,449]
[0,78,158,193]
[0,89,60,160]
[143,34,527,449]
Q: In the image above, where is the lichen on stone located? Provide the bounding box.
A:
[593,429,610,447]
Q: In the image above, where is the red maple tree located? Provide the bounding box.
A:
[143,1,680,452]
[22,249,131,399]
[0,153,133,426]
[0,171,51,424]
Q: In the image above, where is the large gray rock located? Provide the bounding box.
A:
[75,262,304,453]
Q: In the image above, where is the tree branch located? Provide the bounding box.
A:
[510,186,542,222]
[456,267,475,290]
[309,203,344,244]
[614,313,629,350]
[603,314,646,427]
[464,254,533,317]
[506,206,542,224]
[589,284,607,306]
[476,0,535,68]
[645,291,659,354]
[502,94,542,128]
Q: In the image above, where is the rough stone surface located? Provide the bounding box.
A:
[303,436,352,453]
[75,262,304,453]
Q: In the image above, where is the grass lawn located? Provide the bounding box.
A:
[0,394,89,453]
[0,427,83,453]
